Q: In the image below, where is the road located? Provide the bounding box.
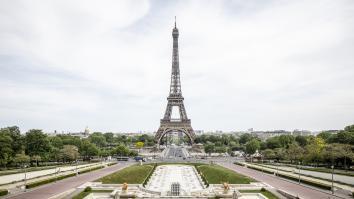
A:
[164,145,189,159]
[6,162,133,199]
[219,162,349,199]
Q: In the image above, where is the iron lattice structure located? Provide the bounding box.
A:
[155,21,196,144]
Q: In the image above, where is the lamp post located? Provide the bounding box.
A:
[261,155,264,173]
[76,159,78,176]
[331,165,334,194]
[298,161,301,184]
[24,165,27,192]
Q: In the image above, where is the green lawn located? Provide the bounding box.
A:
[240,190,279,199]
[197,165,255,184]
[96,164,153,184]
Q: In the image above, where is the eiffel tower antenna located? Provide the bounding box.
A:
[155,20,195,145]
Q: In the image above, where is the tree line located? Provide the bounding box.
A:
[0,127,155,168]
[197,124,354,169]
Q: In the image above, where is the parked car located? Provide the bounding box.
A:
[134,156,146,162]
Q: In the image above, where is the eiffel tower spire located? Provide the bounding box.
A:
[155,19,195,145]
[170,17,182,96]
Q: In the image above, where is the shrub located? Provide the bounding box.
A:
[142,163,157,187]
[0,189,8,196]
[78,166,104,174]
[26,173,76,189]
[261,187,266,192]
[84,186,92,192]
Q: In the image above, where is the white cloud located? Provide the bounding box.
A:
[0,0,353,132]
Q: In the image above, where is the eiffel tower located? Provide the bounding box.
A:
[155,19,196,145]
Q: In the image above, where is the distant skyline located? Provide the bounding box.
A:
[1,0,354,133]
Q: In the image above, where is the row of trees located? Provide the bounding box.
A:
[197,125,354,168]
[0,127,155,168]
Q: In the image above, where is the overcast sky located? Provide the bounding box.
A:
[0,0,353,133]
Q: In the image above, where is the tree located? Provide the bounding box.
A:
[344,124,354,132]
[80,140,99,160]
[25,129,51,162]
[286,144,304,163]
[317,131,333,142]
[135,141,144,152]
[89,132,107,148]
[204,143,215,155]
[266,137,281,149]
[13,152,30,167]
[0,132,13,167]
[304,137,325,165]
[104,133,114,144]
[49,136,63,149]
[31,155,42,166]
[262,149,276,160]
[245,139,260,155]
[334,131,354,145]
[1,126,24,155]
[295,135,308,147]
[113,145,130,156]
[60,145,79,162]
[239,133,254,145]
[274,148,286,162]
[278,135,295,148]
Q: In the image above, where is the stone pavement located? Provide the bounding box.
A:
[5,162,133,199]
[218,162,351,199]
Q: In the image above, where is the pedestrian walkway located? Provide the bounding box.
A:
[241,162,354,192]
[218,162,350,199]
[0,162,106,193]
[5,162,133,199]
[255,164,354,186]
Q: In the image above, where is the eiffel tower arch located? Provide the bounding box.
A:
[155,19,196,145]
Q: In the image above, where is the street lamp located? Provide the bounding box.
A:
[24,165,27,192]
[331,165,334,194]
[261,155,264,173]
[298,161,301,184]
[76,159,78,176]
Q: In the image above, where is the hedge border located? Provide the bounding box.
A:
[25,165,107,189]
[142,163,157,187]
[0,189,8,196]
[237,163,332,190]
[194,165,209,187]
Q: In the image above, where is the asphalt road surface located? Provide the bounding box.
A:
[219,162,349,199]
[165,146,189,158]
[6,162,133,199]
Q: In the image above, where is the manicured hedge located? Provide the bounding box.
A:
[276,172,331,190]
[78,166,104,174]
[0,189,8,196]
[195,165,209,187]
[240,163,332,190]
[107,162,117,166]
[26,173,76,189]
[26,165,105,189]
[142,163,157,187]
